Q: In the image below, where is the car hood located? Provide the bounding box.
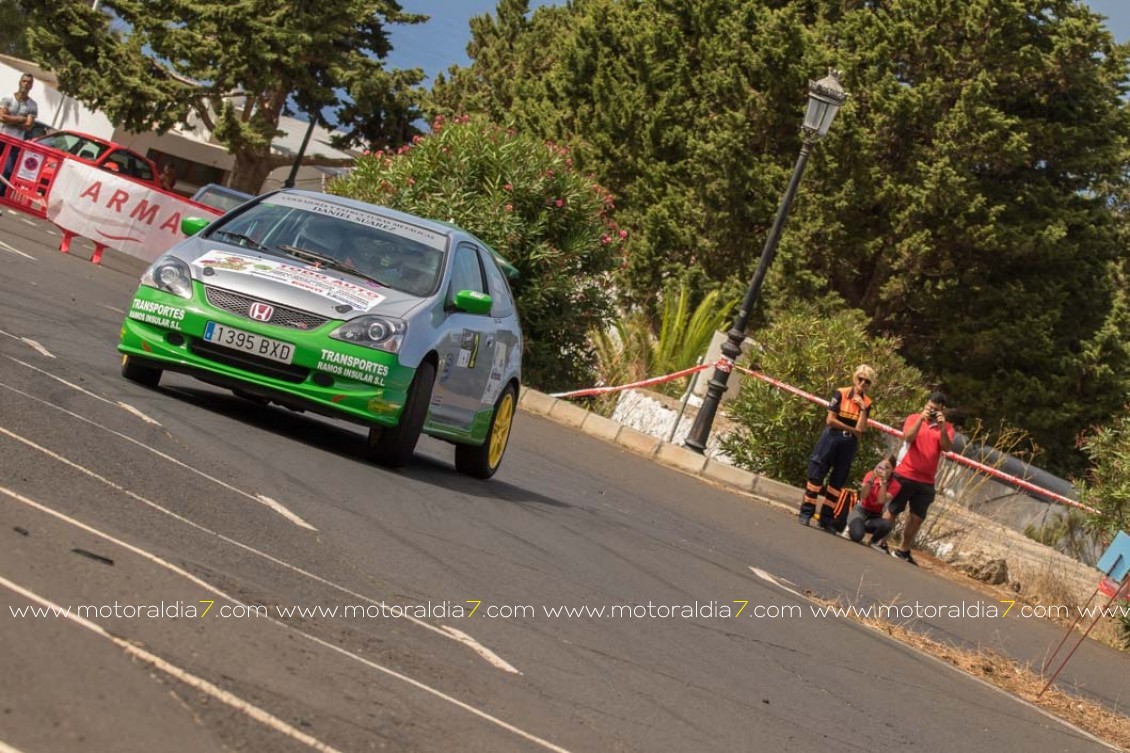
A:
[174,245,428,320]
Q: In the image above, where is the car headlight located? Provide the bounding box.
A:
[140,255,193,299]
[330,315,406,353]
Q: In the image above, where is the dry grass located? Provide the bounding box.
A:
[809,589,1130,750]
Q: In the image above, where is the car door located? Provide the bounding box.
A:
[477,246,520,407]
[428,242,496,430]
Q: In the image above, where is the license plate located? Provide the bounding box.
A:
[203,322,294,364]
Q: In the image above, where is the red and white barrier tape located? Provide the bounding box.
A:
[550,357,1095,514]
[549,362,713,399]
[730,364,1098,515]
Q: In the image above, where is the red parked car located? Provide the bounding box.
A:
[30,130,159,192]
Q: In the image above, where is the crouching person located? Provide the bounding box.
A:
[847,456,897,550]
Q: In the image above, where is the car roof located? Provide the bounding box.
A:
[34,129,113,147]
[192,183,254,201]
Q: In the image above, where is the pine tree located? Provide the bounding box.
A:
[431,0,1130,474]
[25,0,427,192]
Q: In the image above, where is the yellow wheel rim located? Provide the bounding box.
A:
[488,392,515,468]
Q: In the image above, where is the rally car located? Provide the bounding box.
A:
[118,189,523,478]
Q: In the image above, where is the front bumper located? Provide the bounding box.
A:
[118,283,414,427]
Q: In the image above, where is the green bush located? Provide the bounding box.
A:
[721,301,925,487]
[328,115,625,390]
[1079,407,1130,544]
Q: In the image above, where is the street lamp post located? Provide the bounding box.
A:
[284,116,318,189]
[684,69,848,453]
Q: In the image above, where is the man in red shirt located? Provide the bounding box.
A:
[883,392,954,565]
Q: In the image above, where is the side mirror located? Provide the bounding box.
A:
[453,289,493,315]
[181,216,211,237]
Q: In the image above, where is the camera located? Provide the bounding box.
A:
[926,408,938,420]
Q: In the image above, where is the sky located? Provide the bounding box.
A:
[385,1,554,83]
[386,1,1130,84]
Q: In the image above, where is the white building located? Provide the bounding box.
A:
[0,55,358,198]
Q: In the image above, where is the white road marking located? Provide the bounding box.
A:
[6,357,162,426]
[0,383,315,530]
[0,573,346,753]
[0,740,30,753]
[0,239,34,260]
[101,304,125,314]
[748,566,807,599]
[19,339,53,358]
[255,494,317,531]
[0,425,520,675]
[439,625,521,674]
[116,401,161,425]
[0,485,566,752]
[0,330,55,358]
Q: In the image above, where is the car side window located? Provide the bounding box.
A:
[449,243,486,306]
[478,248,515,317]
[131,153,155,182]
[104,150,131,175]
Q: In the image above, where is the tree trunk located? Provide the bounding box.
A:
[228,146,278,195]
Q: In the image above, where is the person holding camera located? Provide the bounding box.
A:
[847,456,898,549]
[883,391,954,565]
[798,364,875,532]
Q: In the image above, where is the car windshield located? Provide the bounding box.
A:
[35,132,110,162]
[208,194,448,297]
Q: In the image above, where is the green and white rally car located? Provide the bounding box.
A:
[118,190,523,478]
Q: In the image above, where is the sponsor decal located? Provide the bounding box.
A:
[367,394,400,415]
[482,344,507,405]
[194,250,385,309]
[128,298,185,331]
[458,329,480,369]
[316,348,390,386]
[440,351,455,383]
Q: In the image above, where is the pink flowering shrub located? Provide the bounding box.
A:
[329,115,627,390]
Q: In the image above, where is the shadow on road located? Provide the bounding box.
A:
[156,382,571,509]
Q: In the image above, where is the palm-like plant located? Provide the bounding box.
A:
[589,283,734,413]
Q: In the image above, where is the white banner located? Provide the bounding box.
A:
[46,160,222,263]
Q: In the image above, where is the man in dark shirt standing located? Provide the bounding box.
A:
[798,365,875,532]
[0,73,37,200]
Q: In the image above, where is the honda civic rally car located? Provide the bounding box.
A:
[118,189,523,478]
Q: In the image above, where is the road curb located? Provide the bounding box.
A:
[518,388,799,508]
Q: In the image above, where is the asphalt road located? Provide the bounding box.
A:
[0,211,1123,752]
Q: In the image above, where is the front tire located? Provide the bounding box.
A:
[455,384,516,480]
[121,354,162,388]
[368,360,435,468]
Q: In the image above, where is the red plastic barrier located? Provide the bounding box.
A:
[0,132,56,218]
[0,133,223,264]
